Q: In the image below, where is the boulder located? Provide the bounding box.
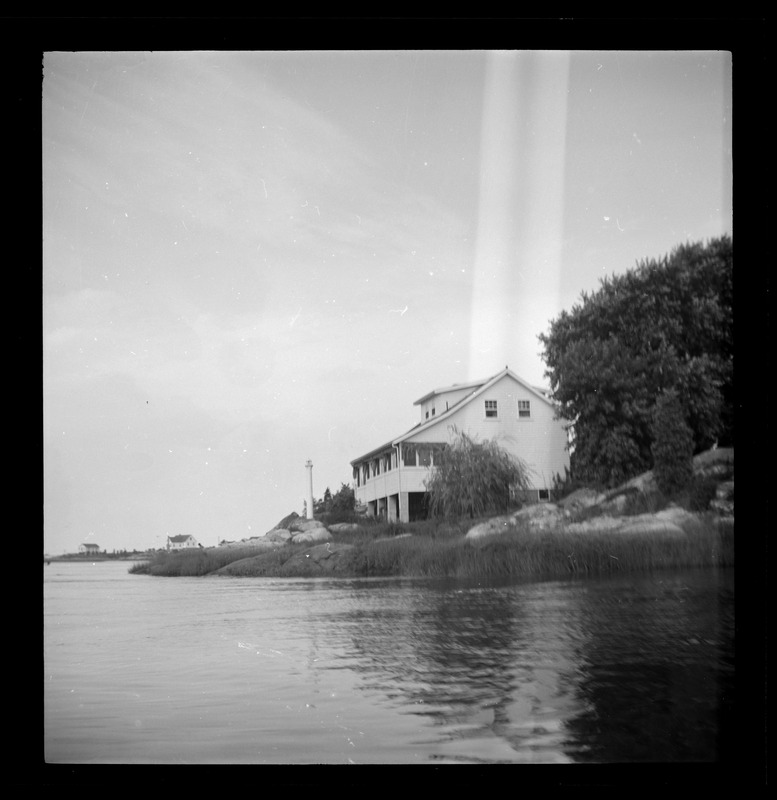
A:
[567,506,694,536]
[558,488,606,514]
[598,493,630,516]
[222,538,283,550]
[512,502,565,530]
[466,515,516,541]
[291,527,332,545]
[693,447,734,473]
[565,517,625,534]
[289,518,328,533]
[281,542,354,572]
[272,511,301,530]
[328,522,361,533]
[617,516,686,536]
[264,528,293,543]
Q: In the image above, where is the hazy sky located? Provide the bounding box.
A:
[43,50,732,554]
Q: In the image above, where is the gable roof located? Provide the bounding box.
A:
[412,376,490,406]
[351,367,555,464]
[167,534,195,543]
[395,367,554,444]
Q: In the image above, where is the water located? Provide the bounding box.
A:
[44,561,734,765]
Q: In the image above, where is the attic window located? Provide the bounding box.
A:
[431,407,436,416]
[485,400,498,418]
[518,400,531,418]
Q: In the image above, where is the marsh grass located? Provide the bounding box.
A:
[130,515,733,579]
[344,515,733,579]
[128,546,276,576]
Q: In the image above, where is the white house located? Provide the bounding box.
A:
[166,534,200,550]
[78,543,100,554]
[350,367,570,523]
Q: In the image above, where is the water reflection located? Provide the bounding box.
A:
[562,571,735,762]
[44,564,733,764]
[302,571,733,763]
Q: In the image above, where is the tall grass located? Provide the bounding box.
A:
[322,515,733,580]
[129,516,733,580]
[128,546,270,577]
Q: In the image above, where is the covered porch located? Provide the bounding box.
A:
[351,441,447,523]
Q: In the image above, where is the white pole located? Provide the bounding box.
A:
[305,460,314,519]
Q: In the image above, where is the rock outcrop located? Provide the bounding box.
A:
[465,503,568,541]
[276,542,354,573]
[291,527,332,545]
[218,535,284,550]
[264,529,293,543]
[564,505,695,536]
[465,447,733,542]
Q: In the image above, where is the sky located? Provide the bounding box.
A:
[42,49,732,554]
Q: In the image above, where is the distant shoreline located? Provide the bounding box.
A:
[45,554,152,563]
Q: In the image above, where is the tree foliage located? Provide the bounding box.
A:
[424,427,532,519]
[651,389,694,495]
[315,482,355,514]
[539,236,733,488]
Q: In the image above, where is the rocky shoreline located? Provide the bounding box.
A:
[211,448,733,577]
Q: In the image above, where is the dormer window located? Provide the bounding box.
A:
[485,400,498,418]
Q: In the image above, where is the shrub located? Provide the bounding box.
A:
[424,427,532,519]
[550,467,593,501]
[651,389,694,495]
[689,474,720,512]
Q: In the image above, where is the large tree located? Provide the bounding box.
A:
[539,236,733,488]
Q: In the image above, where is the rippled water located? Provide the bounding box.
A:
[44,561,734,764]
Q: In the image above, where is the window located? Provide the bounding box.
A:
[431,407,436,416]
[418,447,432,467]
[425,411,429,419]
[538,488,550,501]
[485,400,498,418]
[518,400,531,418]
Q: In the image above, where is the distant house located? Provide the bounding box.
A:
[350,367,570,523]
[166,534,200,550]
[78,543,100,554]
